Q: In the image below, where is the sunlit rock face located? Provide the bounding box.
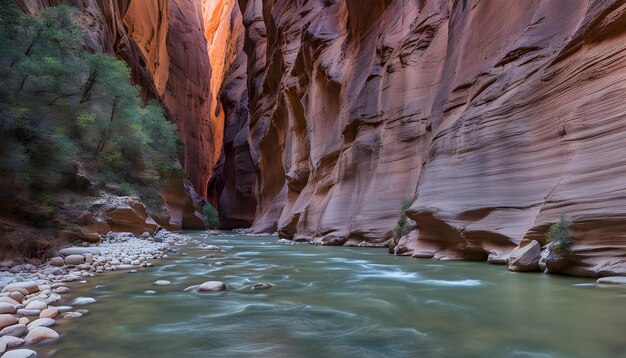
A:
[205,2,258,228]
[222,0,626,275]
[17,0,216,198]
[124,0,215,196]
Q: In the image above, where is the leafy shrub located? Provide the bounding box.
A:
[76,112,96,129]
[203,203,220,229]
[0,2,185,237]
[545,216,573,255]
[115,182,133,196]
[393,200,412,240]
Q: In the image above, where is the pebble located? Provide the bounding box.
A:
[0,315,17,330]
[70,297,96,306]
[26,318,55,330]
[2,283,38,295]
[15,310,39,317]
[24,327,59,344]
[8,293,23,304]
[0,303,16,315]
[49,257,64,267]
[24,301,47,311]
[64,255,85,266]
[0,336,25,349]
[53,287,70,294]
[0,298,19,306]
[1,349,37,358]
[190,281,227,292]
[17,318,28,326]
[251,283,273,290]
[596,276,626,285]
[153,280,171,286]
[40,307,59,319]
[0,324,27,338]
[144,290,156,295]
[62,312,82,319]
[0,230,190,355]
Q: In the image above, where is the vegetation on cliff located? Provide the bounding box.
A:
[0,3,184,258]
[203,203,220,229]
[545,216,574,255]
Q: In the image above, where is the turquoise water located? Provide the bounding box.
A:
[38,233,626,357]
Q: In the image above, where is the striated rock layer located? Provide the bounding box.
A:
[215,0,626,276]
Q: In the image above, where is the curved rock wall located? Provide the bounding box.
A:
[217,0,626,276]
[205,2,258,228]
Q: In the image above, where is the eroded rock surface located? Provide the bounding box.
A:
[207,0,626,276]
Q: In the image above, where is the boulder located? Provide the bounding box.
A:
[1,349,36,358]
[27,318,55,330]
[53,287,70,294]
[8,293,23,304]
[0,316,17,330]
[487,252,509,265]
[596,276,626,285]
[153,280,171,286]
[197,281,227,292]
[15,310,39,317]
[24,301,46,311]
[24,327,59,344]
[40,307,59,319]
[49,257,65,267]
[70,297,96,306]
[507,240,541,272]
[0,324,27,338]
[62,312,82,319]
[0,303,16,315]
[64,255,85,266]
[0,298,20,306]
[2,282,38,295]
[0,335,25,349]
[58,247,101,256]
[89,195,159,235]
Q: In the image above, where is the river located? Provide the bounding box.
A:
[38,232,626,357]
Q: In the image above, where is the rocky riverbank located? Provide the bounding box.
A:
[0,230,192,357]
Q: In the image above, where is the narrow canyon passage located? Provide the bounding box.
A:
[36,233,626,358]
[12,0,626,276]
[2,1,626,357]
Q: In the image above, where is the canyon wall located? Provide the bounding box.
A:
[16,0,212,229]
[215,0,626,276]
[204,1,258,228]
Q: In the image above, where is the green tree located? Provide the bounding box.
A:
[12,5,82,93]
[203,203,220,229]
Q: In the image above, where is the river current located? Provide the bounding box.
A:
[39,232,626,357]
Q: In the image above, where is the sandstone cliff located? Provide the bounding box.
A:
[212,0,626,276]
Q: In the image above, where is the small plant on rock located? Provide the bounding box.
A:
[203,203,220,229]
[393,200,412,241]
[545,216,573,255]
